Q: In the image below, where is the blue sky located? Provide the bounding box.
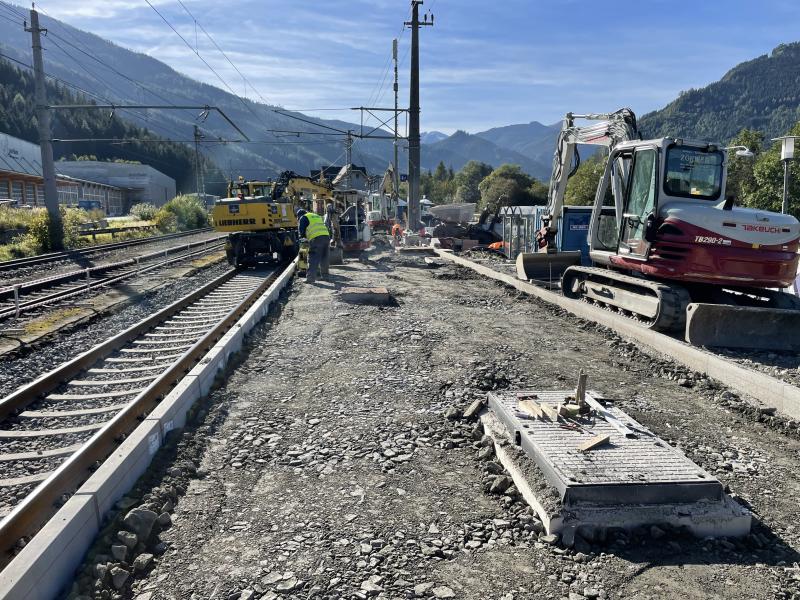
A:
[33,0,800,134]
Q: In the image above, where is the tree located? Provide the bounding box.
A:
[565,152,607,206]
[477,164,545,212]
[747,124,800,216]
[454,161,493,203]
[726,128,763,204]
[433,161,448,182]
[420,164,456,204]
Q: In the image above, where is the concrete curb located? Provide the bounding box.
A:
[435,249,800,421]
[0,260,297,600]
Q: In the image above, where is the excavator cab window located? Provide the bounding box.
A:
[664,145,723,200]
[619,148,658,257]
[595,152,630,252]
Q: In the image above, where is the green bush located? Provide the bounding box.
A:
[159,195,208,232]
[154,208,177,233]
[19,207,93,252]
[129,202,158,221]
[0,205,39,231]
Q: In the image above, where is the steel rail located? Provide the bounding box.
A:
[0,264,287,563]
[0,227,214,272]
[0,238,226,320]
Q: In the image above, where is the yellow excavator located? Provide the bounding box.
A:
[212,172,335,268]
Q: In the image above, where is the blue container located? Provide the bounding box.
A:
[557,206,592,265]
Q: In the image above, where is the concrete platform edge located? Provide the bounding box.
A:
[435,250,800,421]
[0,260,296,600]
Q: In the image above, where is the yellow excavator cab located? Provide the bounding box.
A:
[211,197,297,233]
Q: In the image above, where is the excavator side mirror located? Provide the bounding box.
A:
[644,213,658,243]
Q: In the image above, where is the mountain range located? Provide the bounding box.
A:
[0,5,798,187]
[0,6,554,184]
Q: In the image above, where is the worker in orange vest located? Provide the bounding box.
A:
[391,222,404,245]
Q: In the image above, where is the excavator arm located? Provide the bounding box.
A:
[538,108,638,251]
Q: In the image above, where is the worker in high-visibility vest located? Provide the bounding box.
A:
[296,208,331,283]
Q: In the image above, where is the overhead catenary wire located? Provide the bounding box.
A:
[174,0,273,108]
[142,0,269,136]
[42,36,190,142]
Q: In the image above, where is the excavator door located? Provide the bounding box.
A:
[618,147,658,258]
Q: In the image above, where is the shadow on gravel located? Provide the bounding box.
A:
[596,518,800,570]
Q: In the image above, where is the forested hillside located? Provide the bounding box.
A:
[0,58,223,193]
[639,43,800,142]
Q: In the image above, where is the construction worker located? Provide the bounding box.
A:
[296,208,330,283]
[391,222,404,241]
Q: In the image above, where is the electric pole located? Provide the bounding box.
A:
[193,125,205,199]
[27,8,63,250]
[393,38,400,207]
[345,131,353,189]
[405,1,433,228]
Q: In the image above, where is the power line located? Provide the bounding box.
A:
[52,138,338,145]
[142,0,266,133]
[43,36,190,141]
[0,49,117,104]
[365,4,412,110]
[0,0,25,19]
[175,0,273,108]
[0,11,22,25]
[44,30,184,111]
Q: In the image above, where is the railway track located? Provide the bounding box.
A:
[0,227,214,274]
[0,236,226,321]
[0,264,288,565]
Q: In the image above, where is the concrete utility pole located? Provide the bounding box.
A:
[392,38,400,208]
[27,8,63,250]
[193,125,205,198]
[345,131,353,189]
[405,0,433,228]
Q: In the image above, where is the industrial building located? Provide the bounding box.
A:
[55,160,176,210]
[0,132,173,216]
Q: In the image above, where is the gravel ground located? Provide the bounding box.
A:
[0,230,223,287]
[0,261,231,397]
[459,252,800,388]
[68,249,800,600]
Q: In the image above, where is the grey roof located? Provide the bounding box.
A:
[0,132,42,177]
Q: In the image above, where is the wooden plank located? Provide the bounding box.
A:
[576,371,587,407]
[577,434,610,452]
[540,403,560,422]
[517,399,542,419]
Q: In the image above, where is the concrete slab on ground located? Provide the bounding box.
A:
[339,286,392,305]
[484,390,751,542]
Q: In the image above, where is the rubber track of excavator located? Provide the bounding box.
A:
[562,266,691,331]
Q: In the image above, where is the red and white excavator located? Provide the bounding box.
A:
[516,108,800,348]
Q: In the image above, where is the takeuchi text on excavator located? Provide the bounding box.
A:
[515,108,800,349]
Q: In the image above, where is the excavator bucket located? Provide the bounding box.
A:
[515,251,582,282]
[685,303,800,350]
